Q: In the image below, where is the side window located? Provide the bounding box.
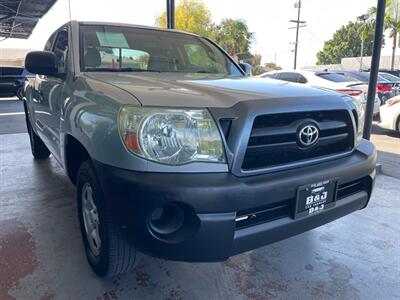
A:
[279,72,300,83]
[52,29,69,74]
[44,33,56,51]
[298,75,307,84]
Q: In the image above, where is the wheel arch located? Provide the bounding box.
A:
[64,134,92,184]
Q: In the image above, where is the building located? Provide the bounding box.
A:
[0,48,32,67]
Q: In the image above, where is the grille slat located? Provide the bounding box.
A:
[242,110,354,171]
[251,125,296,137]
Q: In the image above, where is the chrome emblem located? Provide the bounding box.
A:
[298,124,319,147]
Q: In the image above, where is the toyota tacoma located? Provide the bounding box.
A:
[23,21,377,277]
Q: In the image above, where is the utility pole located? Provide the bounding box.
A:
[166,0,175,29]
[290,0,306,69]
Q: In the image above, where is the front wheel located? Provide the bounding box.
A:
[16,87,24,100]
[77,161,138,277]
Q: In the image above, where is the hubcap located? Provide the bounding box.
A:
[81,183,101,256]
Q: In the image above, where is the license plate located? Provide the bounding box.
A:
[295,179,337,219]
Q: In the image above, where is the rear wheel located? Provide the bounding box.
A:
[77,161,138,277]
[23,102,50,159]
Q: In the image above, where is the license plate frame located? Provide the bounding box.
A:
[294,179,338,219]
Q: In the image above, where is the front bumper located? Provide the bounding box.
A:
[93,139,376,262]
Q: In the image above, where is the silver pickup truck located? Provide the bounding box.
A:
[23,21,377,277]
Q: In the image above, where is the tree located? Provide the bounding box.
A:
[316,21,376,65]
[370,0,400,70]
[155,0,214,38]
[213,19,254,61]
[264,62,282,71]
[155,1,254,63]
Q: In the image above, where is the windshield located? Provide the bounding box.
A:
[316,72,358,83]
[80,25,243,77]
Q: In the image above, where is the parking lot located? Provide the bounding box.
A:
[0,97,399,300]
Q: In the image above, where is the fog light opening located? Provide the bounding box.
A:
[149,204,184,236]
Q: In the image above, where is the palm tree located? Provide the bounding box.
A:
[213,19,254,61]
[370,0,400,70]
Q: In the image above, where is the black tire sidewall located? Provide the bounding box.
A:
[77,161,111,277]
[23,101,35,152]
[23,101,50,159]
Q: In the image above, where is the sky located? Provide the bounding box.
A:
[0,0,386,69]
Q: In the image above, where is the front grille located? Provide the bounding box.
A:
[242,110,354,171]
[236,200,291,230]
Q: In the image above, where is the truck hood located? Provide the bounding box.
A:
[84,72,341,108]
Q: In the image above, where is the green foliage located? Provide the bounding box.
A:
[213,19,254,58]
[155,1,253,60]
[265,62,282,71]
[155,0,214,38]
[316,21,377,65]
[370,0,400,37]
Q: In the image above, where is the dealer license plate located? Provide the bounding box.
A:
[295,179,337,219]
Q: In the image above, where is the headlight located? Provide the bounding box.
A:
[119,106,226,165]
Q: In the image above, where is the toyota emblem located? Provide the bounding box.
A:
[297,124,319,147]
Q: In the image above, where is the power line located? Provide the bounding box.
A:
[305,27,323,43]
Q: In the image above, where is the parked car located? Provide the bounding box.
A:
[24,21,376,277]
[332,71,400,105]
[379,96,400,132]
[0,66,34,99]
[376,69,400,78]
[259,70,380,116]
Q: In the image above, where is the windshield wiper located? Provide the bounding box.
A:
[118,68,161,73]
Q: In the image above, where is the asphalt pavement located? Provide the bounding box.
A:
[0,97,26,135]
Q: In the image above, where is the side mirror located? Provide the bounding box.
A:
[239,62,252,76]
[25,51,57,76]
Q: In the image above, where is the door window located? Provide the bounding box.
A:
[279,72,301,83]
[52,29,69,74]
[298,75,308,83]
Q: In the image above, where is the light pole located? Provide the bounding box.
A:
[363,0,386,140]
[357,14,370,71]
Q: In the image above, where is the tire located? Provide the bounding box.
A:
[16,87,24,100]
[77,161,138,277]
[23,102,50,159]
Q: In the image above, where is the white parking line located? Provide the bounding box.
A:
[0,112,24,116]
